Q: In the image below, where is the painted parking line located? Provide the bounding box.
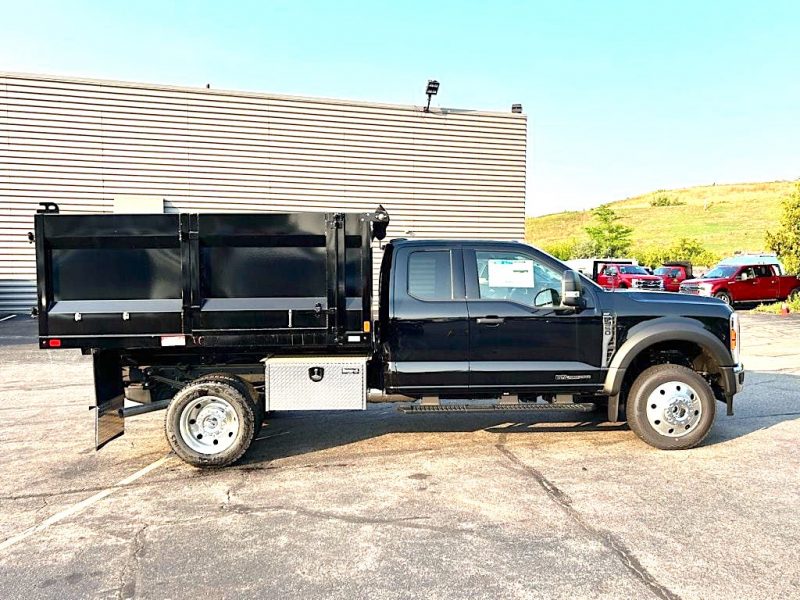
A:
[0,454,171,553]
[0,315,16,322]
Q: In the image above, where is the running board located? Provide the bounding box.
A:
[399,402,597,414]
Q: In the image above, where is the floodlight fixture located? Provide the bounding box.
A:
[511,104,523,114]
[424,80,439,112]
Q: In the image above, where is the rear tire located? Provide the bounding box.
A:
[165,380,257,467]
[789,287,800,302]
[194,373,264,436]
[626,364,715,450]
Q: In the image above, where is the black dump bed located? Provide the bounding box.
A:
[34,208,388,351]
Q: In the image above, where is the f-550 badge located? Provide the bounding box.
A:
[555,374,591,381]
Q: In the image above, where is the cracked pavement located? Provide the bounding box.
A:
[0,313,798,599]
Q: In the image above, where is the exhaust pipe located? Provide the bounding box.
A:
[118,399,171,418]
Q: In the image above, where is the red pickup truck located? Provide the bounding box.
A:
[680,263,800,305]
[596,263,664,291]
[654,262,693,292]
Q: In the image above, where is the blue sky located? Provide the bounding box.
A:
[1,0,798,215]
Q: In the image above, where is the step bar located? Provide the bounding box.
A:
[399,402,597,414]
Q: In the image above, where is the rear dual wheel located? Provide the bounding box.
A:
[165,376,261,468]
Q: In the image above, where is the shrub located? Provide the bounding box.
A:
[649,194,686,207]
[542,239,578,261]
[633,238,720,268]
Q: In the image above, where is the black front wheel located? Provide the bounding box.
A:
[626,364,716,450]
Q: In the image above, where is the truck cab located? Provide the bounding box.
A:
[680,263,800,305]
[596,262,664,291]
[381,240,604,397]
[654,262,693,292]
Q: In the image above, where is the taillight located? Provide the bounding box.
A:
[48,339,62,348]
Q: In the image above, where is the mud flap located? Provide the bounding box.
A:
[93,350,125,449]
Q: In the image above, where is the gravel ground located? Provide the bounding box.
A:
[0,313,798,600]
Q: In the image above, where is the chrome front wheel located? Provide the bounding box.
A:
[645,381,702,437]
[626,364,715,450]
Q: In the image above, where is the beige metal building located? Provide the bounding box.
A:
[0,73,527,312]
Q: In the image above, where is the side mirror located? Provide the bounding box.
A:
[561,270,585,308]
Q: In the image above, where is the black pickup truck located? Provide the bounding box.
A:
[33,206,744,467]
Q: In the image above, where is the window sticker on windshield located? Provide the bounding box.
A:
[487,259,535,287]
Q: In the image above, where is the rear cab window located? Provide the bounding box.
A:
[407,250,453,301]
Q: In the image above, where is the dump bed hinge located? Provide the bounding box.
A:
[326,213,344,229]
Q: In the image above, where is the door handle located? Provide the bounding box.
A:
[476,317,505,325]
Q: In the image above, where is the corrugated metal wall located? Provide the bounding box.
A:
[0,73,527,312]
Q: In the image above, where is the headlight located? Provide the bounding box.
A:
[698,283,714,296]
[730,312,740,363]
[632,278,640,286]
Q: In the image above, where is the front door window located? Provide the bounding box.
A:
[475,251,563,308]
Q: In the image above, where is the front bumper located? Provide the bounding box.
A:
[719,363,745,415]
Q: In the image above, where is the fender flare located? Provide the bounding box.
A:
[604,317,733,421]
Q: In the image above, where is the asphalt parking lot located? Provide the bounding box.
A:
[0,313,798,600]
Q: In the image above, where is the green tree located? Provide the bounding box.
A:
[584,205,633,257]
[765,183,800,275]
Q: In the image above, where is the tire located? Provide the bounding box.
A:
[714,291,732,306]
[165,380,257,467]
[194,373,264,436]
[626,364,716,450]
[789,287,800,302]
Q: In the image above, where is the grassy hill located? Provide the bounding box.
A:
[525,181,796,256]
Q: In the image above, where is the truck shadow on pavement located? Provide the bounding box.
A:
[239,370,800,466]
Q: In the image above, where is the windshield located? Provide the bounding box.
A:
[704,266,737,279]
[619,266,649,275]
[654,267,671,275]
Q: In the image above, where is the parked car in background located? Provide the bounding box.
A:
[718,253,785,275]
[655,261,693,292]
[596,263,664,291]
[564,258,636,280]
[680,263,800,306]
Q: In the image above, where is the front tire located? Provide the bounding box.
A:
[165,380,257,467]
[714,291,732,305]
[626,364,715,450]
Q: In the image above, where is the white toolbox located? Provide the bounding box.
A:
[264,356,368,411]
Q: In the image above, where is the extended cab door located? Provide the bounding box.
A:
[752,265,779,300]
[463,246,605,394]
[384,245,469,395]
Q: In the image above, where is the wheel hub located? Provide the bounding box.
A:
[645,381,702,437]
[179,395,240,454]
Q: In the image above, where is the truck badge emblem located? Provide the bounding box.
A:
[309,367,324,382]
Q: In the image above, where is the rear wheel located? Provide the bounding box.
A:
[194,373,264,436]
[789,287,800,302]
[626,364,715,450]
[714,291,732,305]
[165,380,257,467]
